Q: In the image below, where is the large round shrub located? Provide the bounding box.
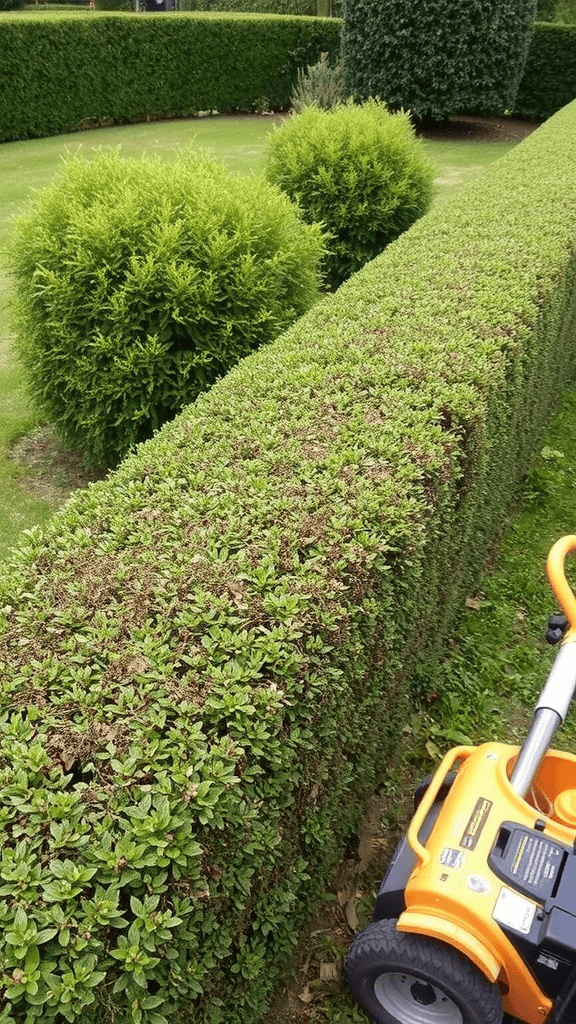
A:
[264,100,435,290]
[10,151,325,465]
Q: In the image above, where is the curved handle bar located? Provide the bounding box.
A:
[406,746,475,867]
[547,535,576,635]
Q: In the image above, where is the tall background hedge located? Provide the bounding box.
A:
[180,0,317,12]
[341,0,537,120]
[0,13,341,141]
[0,12,576,139]
[1,99,576,1024]
[515,22,576,118]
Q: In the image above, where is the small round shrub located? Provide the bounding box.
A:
[10,151,325,465]
[264,99,435,290]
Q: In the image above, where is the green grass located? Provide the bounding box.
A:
[0,113,528,559]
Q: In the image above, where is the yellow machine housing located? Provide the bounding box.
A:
[345,536,576,1024]
[399,740,576,1023]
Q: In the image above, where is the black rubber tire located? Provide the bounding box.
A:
[343,918,503,1024]
[413,771,457,811]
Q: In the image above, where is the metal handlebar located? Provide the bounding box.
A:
[510,536,576,797]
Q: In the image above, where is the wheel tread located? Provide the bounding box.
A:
[343,918,503,1024]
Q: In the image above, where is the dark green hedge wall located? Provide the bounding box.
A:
[0,13,340,141]
[1,12,575,141]
[1,99,576,1024]
[515,22,576,118]
[192,0,317,11]
[341,0,537,121]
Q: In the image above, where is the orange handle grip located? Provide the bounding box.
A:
[547,535,576,632]
[406,746,474,867]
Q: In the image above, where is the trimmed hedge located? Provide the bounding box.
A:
[0,13,341,142]
[188,0,317,11]
[515,22,576,118]
[341,0,537,121]
[1,101,576,1024]
[2,13,576,141]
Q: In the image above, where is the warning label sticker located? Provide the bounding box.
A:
[440,848,465,870]
[460,797,493,850]
[493,886,537,935]
[510,832,563,897]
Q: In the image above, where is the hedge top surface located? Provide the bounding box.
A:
[0,8,327,17]
[2,103,576,752]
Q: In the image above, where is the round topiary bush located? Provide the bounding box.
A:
[10,151,325,466]
[264,99,435,290]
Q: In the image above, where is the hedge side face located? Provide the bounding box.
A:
[1,12,575,142]
[1,102,576,1024]
[0,13,341,142]
[9,152,325,466]
[341,0,537,121]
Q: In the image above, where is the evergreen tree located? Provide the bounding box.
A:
[341,0,537,121]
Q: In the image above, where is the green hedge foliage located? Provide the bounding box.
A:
[555,0,576,20]
[515,22,576,118]
[341,0,537,121]
[10,151,325,466]
[1,99,576,1024]
[93,0,134,11]
[179,1,341,11]
[0,13,341,142]
[265,100,434,290]
[540,0,576,19]
[187,0,317,11]
[1,11,575,141]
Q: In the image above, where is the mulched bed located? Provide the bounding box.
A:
[418,113,541,143]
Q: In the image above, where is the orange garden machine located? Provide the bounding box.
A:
[344,536,576,1024]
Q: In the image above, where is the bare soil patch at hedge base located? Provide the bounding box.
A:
[419,113,540,143]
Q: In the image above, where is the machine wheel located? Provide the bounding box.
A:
[413,771,457,811]
[343,918,503,1024]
